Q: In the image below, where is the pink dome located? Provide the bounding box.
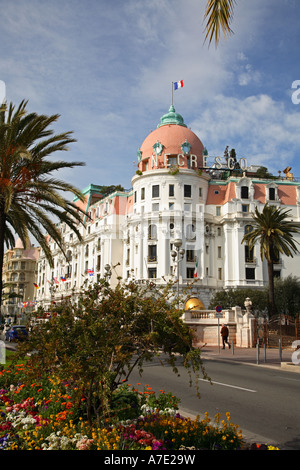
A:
[137,106,204,172]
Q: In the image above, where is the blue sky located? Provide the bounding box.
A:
[1,0,300,192]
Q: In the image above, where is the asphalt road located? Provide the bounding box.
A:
[129,356,300,450]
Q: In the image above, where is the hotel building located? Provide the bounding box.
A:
[35,106,300,310]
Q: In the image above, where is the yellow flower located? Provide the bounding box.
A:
[215,412,221,424]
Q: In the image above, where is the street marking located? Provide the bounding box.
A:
[199,379,257,393]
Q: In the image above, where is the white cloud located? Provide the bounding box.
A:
[0,0,300,189]
[191,93,300,175]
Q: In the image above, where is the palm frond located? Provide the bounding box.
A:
[204,0,236,47]
[0,100,85,305]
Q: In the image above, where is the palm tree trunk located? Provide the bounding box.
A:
[0,203,6,310]
[267,260,276,317]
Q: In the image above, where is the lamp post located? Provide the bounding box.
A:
[171,239,185,304]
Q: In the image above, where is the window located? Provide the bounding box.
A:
[199,188,203,197]
[169,184,174,197]
[186,249,195,262]
[246,268,255,280]
[184,184,192,198]
[269,187,275,201]
[217,246,222,258]
[96,255,101,271]
[245,245,254,263]
[169,202,174,211]
[241,186,249,199]
[186,267,195,279]
[216,206,221,216]
[148,245,157,262]
[148,224,157,239]
[148,267,157,279]
[141,187,145,200]
[152,185,160,198]
[184,203,191,212]
[244,224,253,235]
[126,248,130,266]
[242,204,249,213]
[134,191,137,203]
[186,224,196,240]
[218,268,222,280]
[152,203,159,212]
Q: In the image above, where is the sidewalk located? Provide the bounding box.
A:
[200,344,300,372]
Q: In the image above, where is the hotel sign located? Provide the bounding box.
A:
[150,153,249,171]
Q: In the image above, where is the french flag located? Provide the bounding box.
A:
[174,80,184,90]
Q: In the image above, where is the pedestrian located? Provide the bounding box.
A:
[221,324,231,349]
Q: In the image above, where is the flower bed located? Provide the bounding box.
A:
[0,364,278,451]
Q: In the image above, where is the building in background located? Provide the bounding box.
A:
[1,238,39,323]
[35,106,300,310]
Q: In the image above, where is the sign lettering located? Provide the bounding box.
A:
[153,153,248,171]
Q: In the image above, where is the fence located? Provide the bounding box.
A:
[254,315,300,348]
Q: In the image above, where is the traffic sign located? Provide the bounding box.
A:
[216,305,222,313]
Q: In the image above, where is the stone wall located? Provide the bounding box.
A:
[184,307,256,348]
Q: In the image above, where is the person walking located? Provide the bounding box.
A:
[221,324,231,349]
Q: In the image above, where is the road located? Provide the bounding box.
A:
[129,356,300,450]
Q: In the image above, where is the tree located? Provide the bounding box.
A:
[242,204,300,316]
[98,185,125,197]
[0,100,85,307]
[18,278,207,426]
[255,166,274,179]
[274,275,300,318]
[208,287,268,315]
[204,0,236,46]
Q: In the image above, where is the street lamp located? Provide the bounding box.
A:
[171,239,185,302]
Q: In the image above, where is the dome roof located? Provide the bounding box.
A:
[137,106,204,172]
[185,297,205,311]
[157,105,187,128]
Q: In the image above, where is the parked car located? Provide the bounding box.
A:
[5,325,28,342]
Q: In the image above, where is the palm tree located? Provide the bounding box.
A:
[0,100,85,308]
[242,204,300,317]
[204,0,236,46]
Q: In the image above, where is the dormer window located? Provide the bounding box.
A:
[269,187,275,200]
[241,186,249,199]
[237,178,253,200]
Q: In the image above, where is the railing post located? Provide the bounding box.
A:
[279,338,282,362]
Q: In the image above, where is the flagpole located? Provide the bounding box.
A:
[171,82,173,106]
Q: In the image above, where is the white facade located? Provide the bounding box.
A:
[35,107,300,310]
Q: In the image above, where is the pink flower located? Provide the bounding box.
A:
[76,438,94,450]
